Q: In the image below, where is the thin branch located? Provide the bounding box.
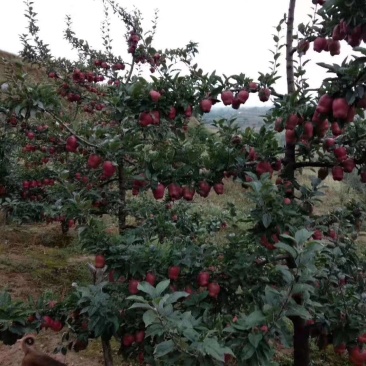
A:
[44,110,100,150]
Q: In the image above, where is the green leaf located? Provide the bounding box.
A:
[276,265,294,284]
[262,213,272,228]
[241,343,256,360]
[154,339,175,358]
[165,291,189,305]
[295,229,313,245]
[243,310,266,329]
[129,303,153,310]
[155,279,170,297]
[143,309,158,327]
[275,242,298,258]
[137,282,155,297]
[248,332,263,348]
[285,304,311,319]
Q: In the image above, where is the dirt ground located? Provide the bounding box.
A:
[0,330,106,366]
[0,222,128,366]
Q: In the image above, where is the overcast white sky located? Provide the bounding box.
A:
[0,0,358,106]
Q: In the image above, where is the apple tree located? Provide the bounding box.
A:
[2,0,366,366]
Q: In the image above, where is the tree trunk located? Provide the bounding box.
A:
[117,161,127,235]
[102,339,114,366]
[284,0,311,365]
[292,317,310,366]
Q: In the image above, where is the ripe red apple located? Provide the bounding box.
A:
[213,183,224,195]
[103,161,116,178]
[66,135,79,149]
[129,279,140,295]
[249,82,258,92]
[328,40,341,56]
[331,122,342,136]
[237,90,249,104]
[149,90,161,103]
[231,97,241,109]
[139,112,153,127]
[168,266,181,281]
[51,320,63,332]
[285,129,297,145]
[342,158,356,173]
[332,166,344,181]
[332,98,349,119]
[274,118,284,132]
[145,272,156,286]
[256,162,273,177]
[334,147,348,162]
[168,183,182,201]
[286,114,299,130]
[168,106,177,120]
[152,183,165,200]
[248,147,258,161]
[284,198,292,205]
[313,230,323,240]
[316,94,333,115]
[258,88,271,102]
[303,122,314,139]
[221,90,234,105]
[198,272,210,287]
[95,254,106,268]
[313,37,327,53]
[122,334,135,347]
[197,181,211,197]
[135,330,145,344]
[208,282,221,298]
[200,99,212,113]
[185,105,193,117]
[182,186,195,201]
[88,154,103,169]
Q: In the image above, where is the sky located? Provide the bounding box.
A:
[0,0,358,106]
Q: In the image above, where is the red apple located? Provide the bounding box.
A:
[342,158,356,173]
[221,90,234,105]
[332,98,349,119]
[103,161,116,178]
[213,183,224,195]
[200,99,212,113]
[312,230,323,240]
[168,107,177,120]
[152,183,165,200]
[129,279,140,295]
[135,331,145,344]
[146,272,156,286]
[182,186,195,201]
[332,166,344,181]
[88,154,103,169]
[198,272,210,287]
[168,266,181,281]
[149,90,161,102]
[197,181,211,197]
[95,254,106,268]
[208,282,221,298]
[168,183,182,201]
[122,334,135,347]
[313,37,327,53]
[237,90,249,104]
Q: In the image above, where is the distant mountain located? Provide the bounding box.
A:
[202,106,272,130]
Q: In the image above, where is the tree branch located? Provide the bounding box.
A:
[45,110,100,150]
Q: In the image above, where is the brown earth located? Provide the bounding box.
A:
[0,221,130,366]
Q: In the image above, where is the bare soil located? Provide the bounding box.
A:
[0,222,128,366]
